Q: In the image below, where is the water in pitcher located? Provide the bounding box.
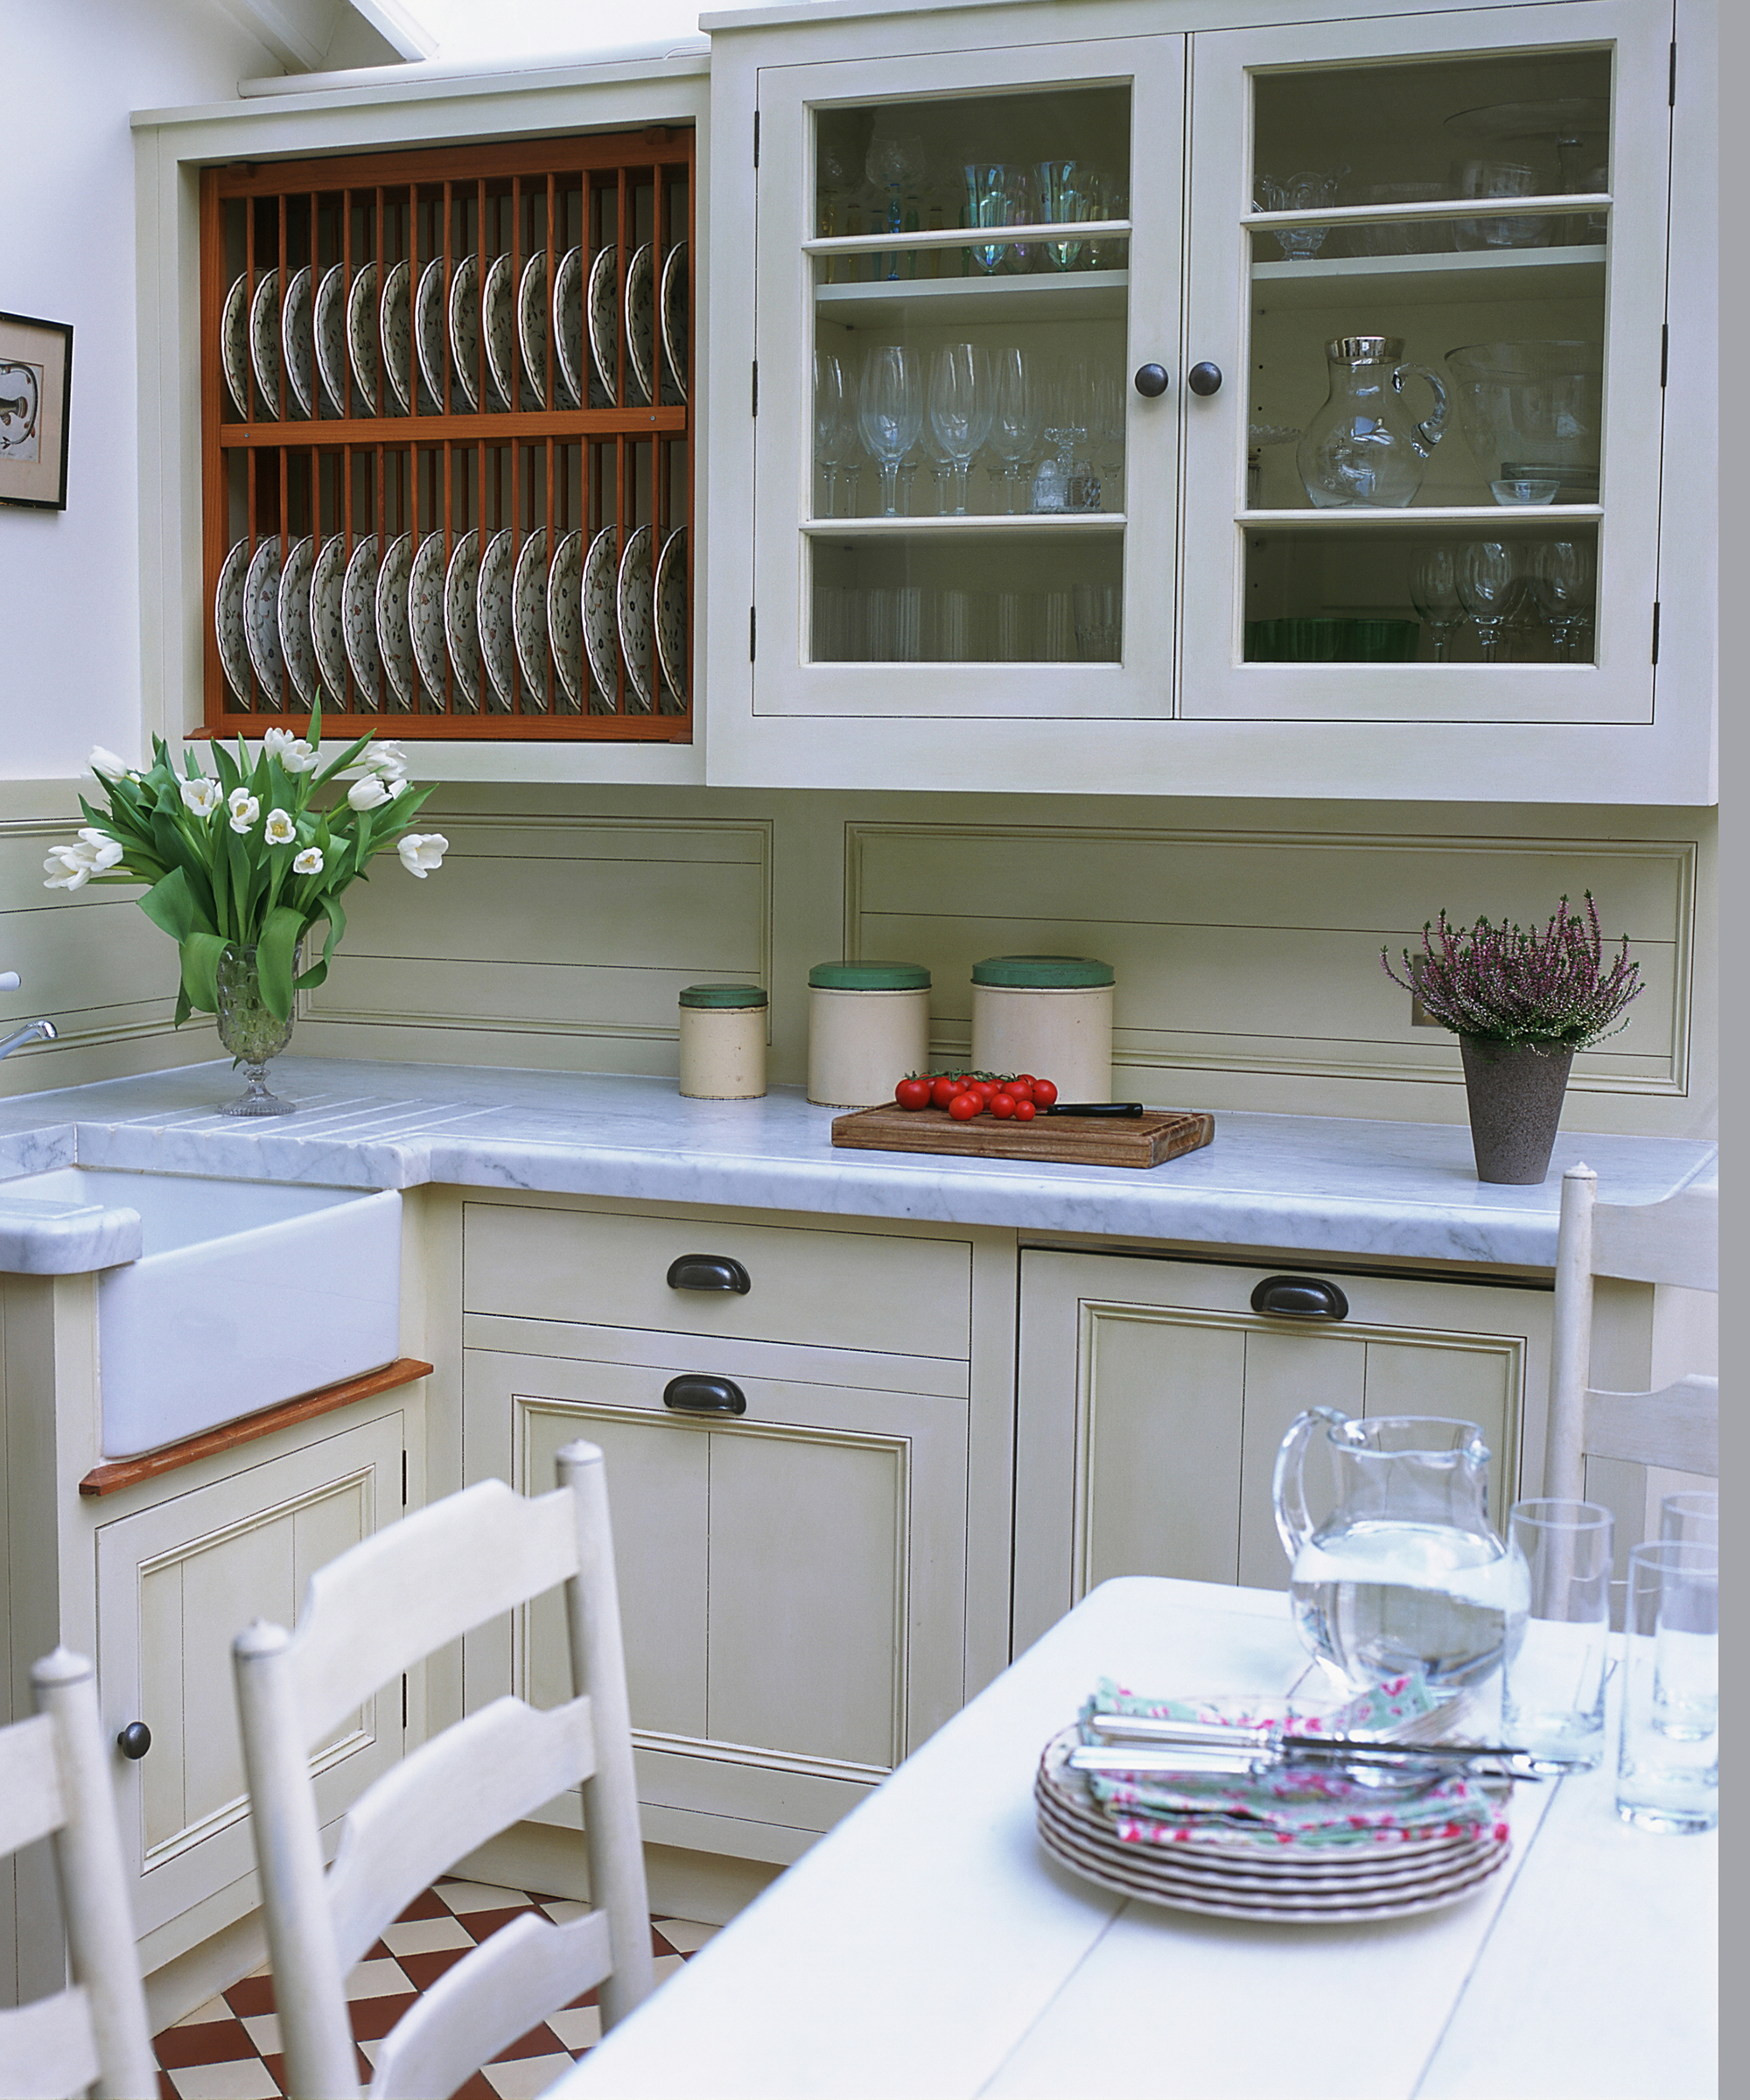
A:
[1291,1519,1528,1693]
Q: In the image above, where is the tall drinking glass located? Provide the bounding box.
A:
[1035,161,1088,269]
[858,346,923,517]
[1458,541,1522,662]
[1502,1499,1614,1768]
[1410,546,1466,661]
[1662,1492,1718,1548]
[1617,1540,1718,1833]
[964,164,1016,276]
[928,343,992,515]
[987,347,1041,513]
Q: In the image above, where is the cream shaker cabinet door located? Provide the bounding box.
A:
[1012,1249,1551,1651]
[94,1413,407,1938]
[465,1344,969,1859]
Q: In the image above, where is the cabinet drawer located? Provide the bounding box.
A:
[463,1202,972,1360]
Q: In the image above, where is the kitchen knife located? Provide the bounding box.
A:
[1040,1102,1146,1117]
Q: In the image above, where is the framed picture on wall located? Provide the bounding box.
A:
[0,311,74,510]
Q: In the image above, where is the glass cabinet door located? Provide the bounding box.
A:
[751,37,1183,718]
[1180,0,1670,725]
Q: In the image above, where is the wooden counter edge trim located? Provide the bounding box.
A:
[79,1358,435,1497]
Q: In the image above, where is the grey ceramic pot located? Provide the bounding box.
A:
[1459,1036,1575,1185]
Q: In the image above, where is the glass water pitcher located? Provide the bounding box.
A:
[1296,335,1450,508]
[1273,1409,1527,1693]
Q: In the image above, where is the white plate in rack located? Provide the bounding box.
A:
[220,273,251,418]
[586,244,619,403]
[341,533,383,706]
[658,241,689,403]
[242,538,286,701]
[552,246,584,408]
[380,259,414,415]
[546,528,585,709]
[483,253,515,410]
[616,522,655,710]
[478,528,517,710]
[517,251,549,405]
[280,265,314,418]
[443,528,483,710]
[346,262,380,415]
[582,523,621,710]
[625,242,655,407]
[248,268,284,419]
[314,263,348,416]
[309,536,350,702]
[654,524,689,710]
[415,257,450,411]
[276,535,319,706]
[409,533,450,704]
[447,251,480,410]
[214,538,253,701]
[511,527,550,709]
[374,532,416,709]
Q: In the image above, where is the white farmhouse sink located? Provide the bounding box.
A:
[0,1166,402,1459]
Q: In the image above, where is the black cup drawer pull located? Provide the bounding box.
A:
[666,1254,751,1295]
[116,1722,151,1760]
[1250,1276,1350,1321]
[663,1375,748,1417]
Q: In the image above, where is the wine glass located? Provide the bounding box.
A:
[1457,541,1523,662]
[1088,366,1125,511]
[986,347,1041,513]
[1527,540,1597,661]
[1410,546,1466,662]
[865,133,927,282]
[858,346,923,517]
[928,343,992,514]
[813,352,858,518]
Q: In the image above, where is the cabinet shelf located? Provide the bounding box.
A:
[816,270,1129,327]
[1250,242,1605,311]
[1239,504,1603,528]
[803,512,1125,535]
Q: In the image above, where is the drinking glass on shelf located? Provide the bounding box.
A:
[1410,546,1466,662]
[1041,590,1074,661]
[1073,583,1120,662]
[964,164,1021,276]
[936,587,975,662]
[928,343,993,514]
[1088,366,1126,511]
[1457,541,1523,662]
[1254,170,1344,259]
[1502,1499,1614,1769]
[1617,1541,1718,1833]
[1452,159,1552,251]
[1035,161,1089,270]
[865,132,927,283]
[1662,1493,1718,1548]
[901,420,952,516]
[1525,540,1596,661]
[813,352,859,518]
[1083,169,1129,270]
[985,348,1041,513]
[858,345,923,517]
[868,585,922,662]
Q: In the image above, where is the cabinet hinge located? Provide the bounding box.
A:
[1669,41,1677,106]
[1651,600,1662,664]
[1660,324,1669,388]
[753,108,760,166]
[751,360,759,416]
[401,1675,409,1732]
[749,606,757,662]
[400,1449,407,1506]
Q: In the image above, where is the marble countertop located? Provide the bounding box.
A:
[0,1057,1716,1276]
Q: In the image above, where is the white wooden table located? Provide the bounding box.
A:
[557,1578,1717,2100]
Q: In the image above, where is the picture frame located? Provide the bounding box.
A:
[0,311,74,510]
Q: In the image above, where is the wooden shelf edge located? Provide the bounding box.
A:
[79,1357,434,1498]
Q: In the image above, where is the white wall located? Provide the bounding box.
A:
[0,0,281,782]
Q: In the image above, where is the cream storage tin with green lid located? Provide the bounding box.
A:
[678,984,767,1099]
[807,962,931,1106]
[970,955,1115,1103]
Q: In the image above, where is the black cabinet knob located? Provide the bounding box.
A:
[666,1254,751,1295]
[116,1722,151,1760]
[1133,363,1170,398]
[1250,1276,1349,1321]
[663,1374,748,1417]
[1187,361,1224,396]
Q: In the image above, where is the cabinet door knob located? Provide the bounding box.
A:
[1132,363,1170,398]
[666,1253,752,1295]
[1188,361,1224,396]
[1250,1275,1349,1320]
[116,1722,151,1760]
[663,1374,748,1417]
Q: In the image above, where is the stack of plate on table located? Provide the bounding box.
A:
[214,522,689,715]
[219,238,688,419]
[1034,1677,1514,1926]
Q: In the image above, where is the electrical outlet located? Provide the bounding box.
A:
[1409,958,1439,1026]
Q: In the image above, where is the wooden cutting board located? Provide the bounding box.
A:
[830,1104,1215,1169]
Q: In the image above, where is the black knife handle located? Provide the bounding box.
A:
[1041,1102,1146,1117]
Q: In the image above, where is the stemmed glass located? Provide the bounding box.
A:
[866,134,927,283]
[813,352,859,518]
[986,347,1041,513]
[1526,540,1597,661]
[1457,541,1523,662]
[1088,366,1125,511]
[1410,546,1466,662]
[858,346,923,517]
[928,343,992,514]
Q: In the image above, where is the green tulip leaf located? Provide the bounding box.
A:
[178,929,228,1017]
[256,906,304,1021]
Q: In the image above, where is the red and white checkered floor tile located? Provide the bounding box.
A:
[152,1878,717,2100]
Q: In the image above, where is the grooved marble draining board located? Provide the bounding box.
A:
[830,1105,1215,1169]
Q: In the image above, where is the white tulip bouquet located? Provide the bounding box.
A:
[47,707,449,1026]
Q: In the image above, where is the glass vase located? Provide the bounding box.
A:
[215,942,299,1116]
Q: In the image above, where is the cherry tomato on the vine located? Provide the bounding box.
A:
[1012,1096,1037,1121]
[930,1075,960,1110]
[895,1078,931,1111]
[1015,1074,1037,1089]
[989,1091,1016,1119]
[1032,1079,1059,1107]
[1005,1078,1034,1102]
[948,1091,982,1121]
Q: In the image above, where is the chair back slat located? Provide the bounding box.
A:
[327,1694,596,1972]
[368,1908,613,2100]
[1584,1375,1719,1475]
[1592,1182,1718,1290]
[291,1480,579,1741]
[0,1714,62,1856]
[0,1987,100,2100]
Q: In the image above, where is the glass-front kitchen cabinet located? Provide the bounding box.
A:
[704,0,1711,802]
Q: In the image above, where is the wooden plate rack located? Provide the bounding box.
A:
[199,130,694,740]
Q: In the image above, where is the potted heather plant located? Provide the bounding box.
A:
[1382,894,1642,1184]
[45,706,447,1116]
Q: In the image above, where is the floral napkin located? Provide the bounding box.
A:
[1079,1675,1509,1852]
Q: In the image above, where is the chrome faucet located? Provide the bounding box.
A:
[0,1018,57,1060]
